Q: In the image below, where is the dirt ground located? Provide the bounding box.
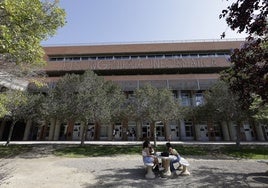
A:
[0,145,268,188]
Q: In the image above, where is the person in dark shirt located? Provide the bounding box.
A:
[166,142,181,173]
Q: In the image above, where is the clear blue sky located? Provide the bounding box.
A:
[41,0,247,46]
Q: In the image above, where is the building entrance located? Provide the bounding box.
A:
[113,123,122,140]
[72,122,81,140]
[87,123,95,140]
[170,124,179,141]
[199,124,209,141]
[142,122,150,139]
[243,123,255,141]
[262,125,268,140]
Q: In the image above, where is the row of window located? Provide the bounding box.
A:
[44,120,222,140]
[49,52,230,62]
[126,90,204,107]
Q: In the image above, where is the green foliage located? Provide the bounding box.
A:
[223,146,268,159]
[220,0,267,37]
[134,84,179,123]
[1,90,43,145]
[0,92,8,118]
[250,94,268,123]
[220,0,268,109]
[46,73,81,121]
[194,81,247,123]
[53,144,268,159]
[3,90,28,120]
[221,39,268,109]
[53,145,142,157]
[105,81,125,123]
[45,71,124,145]
[0,0,65,68]
[78,71,111,123]
[0,144,267,159]
[0,145,32,158]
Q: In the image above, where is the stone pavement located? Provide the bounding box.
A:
[0,141,267,188]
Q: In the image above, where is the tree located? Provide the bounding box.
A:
[250,94,268,123]
[135,84,179,147]
[0,92,8,118]
[77,71,123,145]
[45,73,81,140]
[20,92,45,140]
[220,0,267,37]
[0,0,65,72]
[220,0,268,109]
[2,90,28,146]
[104,80,125,138]
[221,39,268,109]
[195,81,249,146]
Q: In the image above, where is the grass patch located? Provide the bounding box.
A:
[0,144,267,159]
[53,144,212,158]
[53,145,209,158]
[222,146,268,159]
[0,145,32,158]
[53,145,142,157]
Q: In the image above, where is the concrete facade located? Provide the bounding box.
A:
[1,40,267,142]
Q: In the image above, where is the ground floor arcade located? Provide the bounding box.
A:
[0,118,267,142]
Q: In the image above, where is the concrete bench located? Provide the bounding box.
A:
[144,162,155,179]
[178,157,190,176]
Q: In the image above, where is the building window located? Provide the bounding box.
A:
[185,120,193,137]
[172,90,178,99]
[100,125,108,137]
[195,91,204,106]
[181,91,191,106]
[155,121,164,137]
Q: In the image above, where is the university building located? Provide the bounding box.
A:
[0,40,267,142]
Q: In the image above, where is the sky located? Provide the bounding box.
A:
[41,0,247,46]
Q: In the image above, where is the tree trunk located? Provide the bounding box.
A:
[226,121,232,141]
[94,121,100,141]
[0,118,7,141]
[23,119,32,141]
[163,121,169,142]
[236,121,242,147]
[6,120,16,146]
[123,119,128,141]
[80,121,87,146]
[66,120,75,141]
[152,121,157,148]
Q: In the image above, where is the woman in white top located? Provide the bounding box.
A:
[142,140,158,166]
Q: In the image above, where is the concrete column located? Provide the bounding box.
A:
[23,119,32,141]
[221,121,230,141]
[228,122,236,141]
[179,119,186,140]
[0,119,7,140]
[256,124,265,141]
[195,124,201,141]
[108,124,113,140]
[48,118,56,141]
[53,120,61,141]
[165,122,171,141]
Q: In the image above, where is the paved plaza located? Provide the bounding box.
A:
[0,143,267,188]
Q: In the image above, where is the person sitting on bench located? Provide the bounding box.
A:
[166,142,181,173]
[142,140,159,169]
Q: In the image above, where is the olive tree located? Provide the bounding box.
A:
[135,84,179,147]
[45,73,81,140]
[77,71,124,145]
[195,81,249,146]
